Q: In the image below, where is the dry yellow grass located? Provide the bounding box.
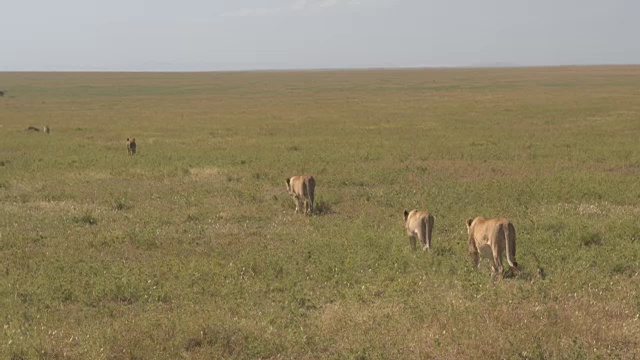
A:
[1,66,639,359]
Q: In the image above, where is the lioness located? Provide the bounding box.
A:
[127,138,137,155]
[466,217,518,275]
[286,175,315,215]
[403,209,434,251]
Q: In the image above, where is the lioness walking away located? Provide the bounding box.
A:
[466,216,518,276]
[127,138,137,155]
[403,209,434,251]
[286,175,315,215]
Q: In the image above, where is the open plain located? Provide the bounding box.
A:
[1,66,639,359]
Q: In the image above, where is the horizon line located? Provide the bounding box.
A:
[1,63,639,74]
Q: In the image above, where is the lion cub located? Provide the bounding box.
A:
[403,209,434,251]
[466,217,518,275]
[286,175,315,215]
[127,138,137,155]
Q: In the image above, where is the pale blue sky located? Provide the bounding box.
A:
[1,0,639,71]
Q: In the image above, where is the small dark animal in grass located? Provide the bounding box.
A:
[403,209,434,251]
[127,138,137,155]
[286,175,315,215]
[466,216,518,276]
[27,126,40,132]
[0,91,4,97]
[43,125,50,134]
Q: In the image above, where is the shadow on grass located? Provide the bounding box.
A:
[72,212,98,226]
[313,200,333,216]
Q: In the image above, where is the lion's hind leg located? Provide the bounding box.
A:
[292,195,302,213]
[409,235,417,250]
[491,244,504,275]
[468,237,480,269]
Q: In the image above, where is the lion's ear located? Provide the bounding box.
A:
[403,209,409,221]
[466,218,473,228]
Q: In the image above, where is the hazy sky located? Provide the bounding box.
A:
[1,0,639,71]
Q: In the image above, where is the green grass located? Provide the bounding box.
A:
[1,66,639,359]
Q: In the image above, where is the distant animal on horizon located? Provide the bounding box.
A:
[286,175,315,215]
[466,216,518,276]
[403,209,434,251]
[0,91,4,97]
[127,138,137,155]
[26,126,40,132]
[43,125,50,134]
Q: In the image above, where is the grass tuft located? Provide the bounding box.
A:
[314,200,333,215]
[114,198,130,211]
[72,212,98,226]
[579,232,603,247]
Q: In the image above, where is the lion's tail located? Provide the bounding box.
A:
[424,214,434,249]
[504,222,518,268]
[417,214,434,250]
[307,176,315,210]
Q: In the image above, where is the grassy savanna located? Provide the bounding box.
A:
[1,66,639,359]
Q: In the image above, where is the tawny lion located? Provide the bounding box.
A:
[403,209,434,251]
[127,138,137,155]
[286,175,315,215]
[466,216,518,275]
